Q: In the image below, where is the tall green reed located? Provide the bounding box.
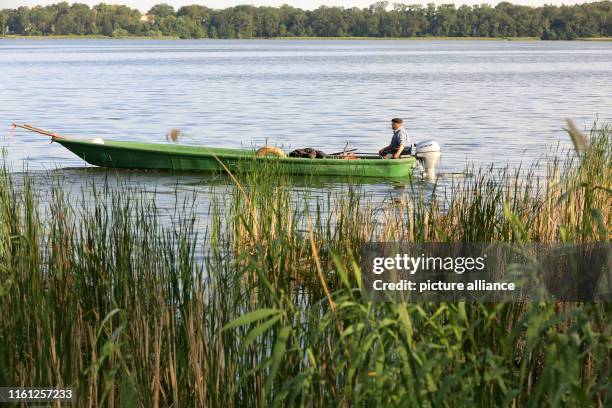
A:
[0,123,609,406]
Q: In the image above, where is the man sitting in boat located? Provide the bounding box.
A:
[378,118,414,159]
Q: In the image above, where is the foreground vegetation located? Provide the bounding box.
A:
[0,123,610,406]
[1,1,611,40]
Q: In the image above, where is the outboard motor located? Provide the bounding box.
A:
[414,140,441,180]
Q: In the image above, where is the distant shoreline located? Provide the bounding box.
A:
[2,1,609,42]
[3,35,611,41]
[274,36,542,41]
[0,34,179,40]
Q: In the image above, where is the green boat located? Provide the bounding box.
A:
[13,124,419,178]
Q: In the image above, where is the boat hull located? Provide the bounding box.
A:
[55,138,416,178]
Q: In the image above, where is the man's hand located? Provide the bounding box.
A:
[393,144,404,159]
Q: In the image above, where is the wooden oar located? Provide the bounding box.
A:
[11,123,66,139]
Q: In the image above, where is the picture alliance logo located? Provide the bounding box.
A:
[372,253,488,275]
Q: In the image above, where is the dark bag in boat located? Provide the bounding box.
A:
[288,148,327,159]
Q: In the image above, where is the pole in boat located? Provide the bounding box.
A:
[328,148,358,156]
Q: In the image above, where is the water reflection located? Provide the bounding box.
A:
[12,165,443,223]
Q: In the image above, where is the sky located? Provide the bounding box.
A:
[0,0,597,12]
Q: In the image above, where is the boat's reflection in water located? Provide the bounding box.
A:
[16,165,463,237]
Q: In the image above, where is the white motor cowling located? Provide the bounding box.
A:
[414,140,441,180]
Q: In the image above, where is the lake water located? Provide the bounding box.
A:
[1,39,611,206]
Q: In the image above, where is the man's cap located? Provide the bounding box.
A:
[391,118,403,124]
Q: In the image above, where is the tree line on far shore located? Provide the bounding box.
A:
[1,1,610,40]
